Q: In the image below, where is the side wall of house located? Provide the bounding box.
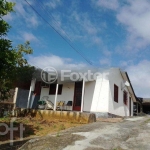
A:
[90,72,110,113]
[40,83,75,105]
[108,69,133,117]
[83,81,96,112]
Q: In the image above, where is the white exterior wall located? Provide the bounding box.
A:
[108,69,133,117]
[40,87,49,100]
[83,81,96,112]
[89,68,133,117]
[39,68,134,117]
[40,83,75,105]
[90,73,110,112]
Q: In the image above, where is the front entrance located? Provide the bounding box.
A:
[73,81,83,111]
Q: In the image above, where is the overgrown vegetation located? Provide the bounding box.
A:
[0,0,35,100]
[0,117,83,142]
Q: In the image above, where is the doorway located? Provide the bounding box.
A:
[129,97,131,116]
[73,81,83,111]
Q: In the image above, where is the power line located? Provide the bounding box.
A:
[24,0,93,65]
[35,0,69,40]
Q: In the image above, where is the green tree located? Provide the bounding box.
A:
[0,0,34,100]
[14,41,35,87]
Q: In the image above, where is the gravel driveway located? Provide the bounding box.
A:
[19,116,150,150]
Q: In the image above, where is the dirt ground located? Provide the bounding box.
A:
[0,117,84,146]
[1,116,150,150]
[17,116,150,150]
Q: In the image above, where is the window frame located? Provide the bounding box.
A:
[123,90,128,105]
[114,84,119,103]
[49,84,63,95]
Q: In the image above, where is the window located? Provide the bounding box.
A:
[49,84,63,95]
[114,84,118,103]
[123,90,128,105]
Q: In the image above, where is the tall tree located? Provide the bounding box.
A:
[0,0,34,100]
[14,41,35,88]
[0,0,16,100]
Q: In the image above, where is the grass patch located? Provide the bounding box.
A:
[0,117,84,142]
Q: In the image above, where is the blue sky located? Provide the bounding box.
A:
[4,0,150,97]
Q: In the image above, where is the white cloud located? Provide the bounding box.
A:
[103,49,112,57]
[3,13,14,21]
[72,12,100,35]
[92,0,119,10]
[92,36,102,45]
[8,0,39,28]
[62,11,102,45]
[117,0,150,50]
[14,1,26,16]
[27,16,39,27]
[45,0,61,9]
[22,32,38,42]
[48,10,103,47]
[92,0,150,51]
[126,60,150,98]
[100,58,111,66]
[28,55,88,70]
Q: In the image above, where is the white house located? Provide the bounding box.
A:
[26,68,136,117]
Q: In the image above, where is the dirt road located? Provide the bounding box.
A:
[19,116,150,150]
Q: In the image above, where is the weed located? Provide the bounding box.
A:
[39,127,43,130]
[36,125,43,130]
[59,124,65,130]
[0,117,10,122]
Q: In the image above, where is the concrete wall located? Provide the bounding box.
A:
[108,68,133,117]
[83,81,96,112]
[40,83,75,107]
[90,72,109,113]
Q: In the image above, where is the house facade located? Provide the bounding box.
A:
[26,68,136,117]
